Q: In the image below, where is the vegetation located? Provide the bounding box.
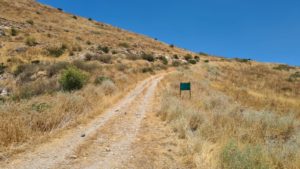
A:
[188,59,197,64]
[94,76,112,85]
[46,45,67,57]
[59,67,88,91]
[26,20,34,25]
[97,45,110,53]
[142,53,155,62]
[25,37,38,46]
[184,54,193,61]
[273,64,295,71]
[118,42,130,48]
[10,28,18,36]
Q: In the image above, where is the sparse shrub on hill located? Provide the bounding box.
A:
[118,42,130,48]
[199,52,209,56]
[47,62,70,77]
[25,37,38,46]
[0,63,7,74]
[188,59,197,64]
[173,54,179,59]
[273,64,295,71]
[169,44,174,48]
[46,45,66,57]
[11,28,18,36]
[88,18,93,21]
[101,80,117,95]
[94,76,113,85]
[26,20,34,25]
[184,54,193,61]
[194,55,200,61]
[234,58,251,63]
[221,141,269,169]
[172,60,181,67]
[72,15,77,19]
[57,8,63,11]
[86,40,92,45]
[97,55,112,64]
[204,60,209,63]
[97,45,110,53]
[288,71,300,82]
[141,67,154,73]
[142,53,155,62]
[59,67,88,91]
[126,54,141,60]
[72,60,101,72]
[160,56,168,65]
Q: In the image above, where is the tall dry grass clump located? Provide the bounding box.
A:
[158,64,300,169]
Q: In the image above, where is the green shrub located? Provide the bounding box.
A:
[141,67,154,73]
[204,60,209,63]
[88,18,93,21]
[26,20,34,25]
[172,60,181,67]
[25,37,38,46]
[46,45,66,57]
[126,54,141,60]
[169,44,174,48]
[94,76,113,85]
[118,42,130,48]
[11,28,18,36]
[199,52,209,56]
[188,59,197,64]
[86,41,92,45]
[173,54,179,59]
[288,71,300,82]
[97,45,110,53]
[142,53,155,62]
[184,54,193,61]
[194,55,200,61]
[234,58,251,63]
[59,67,88,91]
[72,15,78,19]
[220,141,269,169]
[0,63,6,74]
[273,64,295,71]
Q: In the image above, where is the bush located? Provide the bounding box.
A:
[0,63,6,74]
[142,53,155,62]
[97,55,112,64]
[97,45,109,53]
[118,42,130,48]
[288,71,300,82]
[47,62,70,77]
[72,60,100,72]
[11,28,18,36]
[234,58,251,63]
[173,54,179,59]
[57,8,63,11]
[184,54,193,61]
[188,59,197,64]
[26,20,34,25]
[25,37,38,46]
[169,44,174,48]
[101,80,117,95]
[220,141,269,169]
[141,67,154,73]
[94,76,113,85]
[86,41,92,45]
[88,18,93,21]
[46,45,66,57]
[199,52,209,56]
[204,60,209,63]
[194,55,200,61]
[172,60,181,67]
[72,15,78,19]
[59,67,88,91]
[126,54,141,60]
[273,64,295,71]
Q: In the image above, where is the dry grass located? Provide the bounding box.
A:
[158,63,300,169]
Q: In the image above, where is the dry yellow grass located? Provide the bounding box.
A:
[158,61,300,169]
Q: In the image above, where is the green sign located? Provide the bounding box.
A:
[180,83,191,91]
[180,82,191,98]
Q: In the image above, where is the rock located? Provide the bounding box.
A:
[0,88,9,96]
[81,134,86,137]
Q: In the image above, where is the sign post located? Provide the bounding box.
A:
[180,82,191,98]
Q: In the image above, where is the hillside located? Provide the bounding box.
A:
[0,0,300,169]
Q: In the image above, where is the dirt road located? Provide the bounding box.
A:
[1,74,182,169]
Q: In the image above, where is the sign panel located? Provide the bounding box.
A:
[180,82,191,98]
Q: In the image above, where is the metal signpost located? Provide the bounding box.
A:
[180,82,191,98]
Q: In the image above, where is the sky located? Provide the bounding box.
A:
[37,0,300,66]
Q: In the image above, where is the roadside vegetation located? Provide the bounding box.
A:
[158,62,300,169]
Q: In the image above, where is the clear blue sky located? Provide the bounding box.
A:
[38,0,300,66]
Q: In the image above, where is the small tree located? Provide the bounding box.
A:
[59,67,88,91]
